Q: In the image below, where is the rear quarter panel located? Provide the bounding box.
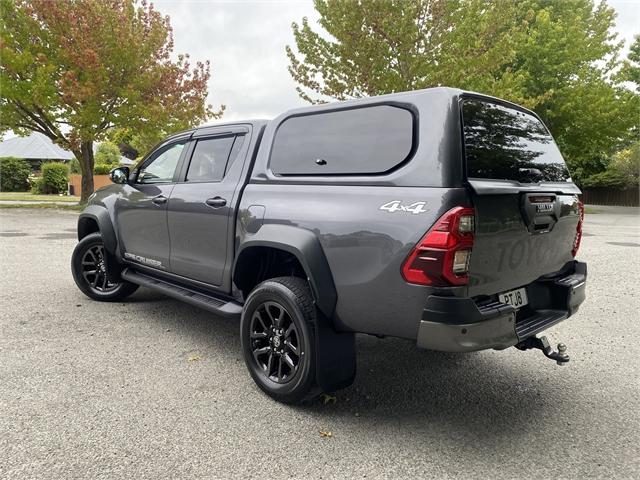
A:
[238,184,469,339]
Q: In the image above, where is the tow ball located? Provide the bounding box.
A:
[515,336,570,365]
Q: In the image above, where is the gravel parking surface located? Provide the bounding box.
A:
[1,207,639,479]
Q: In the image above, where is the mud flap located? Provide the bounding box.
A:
[104,250,124,284]
[315,313,356,393]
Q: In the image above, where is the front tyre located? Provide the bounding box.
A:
[71,232,138,301]
[240,277,319,404]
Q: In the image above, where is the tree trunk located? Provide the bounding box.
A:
[73,141,95,204]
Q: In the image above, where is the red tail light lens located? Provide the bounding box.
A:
[401,207,475,286]
[572,200,584,257]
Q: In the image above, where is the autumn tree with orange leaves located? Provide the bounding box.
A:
[0,0,222,202]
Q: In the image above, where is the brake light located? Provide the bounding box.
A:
[572,200,584,257]
[401,207,475,286]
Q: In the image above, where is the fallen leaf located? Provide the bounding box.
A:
[188,355,201,362]
[319,430,332,438]
[321,393,336,405]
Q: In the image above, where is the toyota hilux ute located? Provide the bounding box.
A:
[71,87,586,404]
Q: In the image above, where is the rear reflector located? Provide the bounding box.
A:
[572,200,584,257]
[452,250,471,274]
[401,207,475,286]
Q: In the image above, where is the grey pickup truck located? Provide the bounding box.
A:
[71,87,587,404]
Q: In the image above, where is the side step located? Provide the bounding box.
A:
[121,268,243,319]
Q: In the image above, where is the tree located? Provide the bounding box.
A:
[94,141,121,166]
[619,35,640,91]
[0,0,222,202]
[108,125,163,161]
[287,0,639,183]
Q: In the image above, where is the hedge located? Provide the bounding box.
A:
[69,159,115,175]
[40,162,69,194]
[94,163,113,175]
[0,157,31,191]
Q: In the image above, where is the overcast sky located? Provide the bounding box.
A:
[154,0,639,123]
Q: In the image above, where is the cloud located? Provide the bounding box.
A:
[608,0,639,53]
[154,0,319,121]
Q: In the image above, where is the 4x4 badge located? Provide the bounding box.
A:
[379,200,429,215]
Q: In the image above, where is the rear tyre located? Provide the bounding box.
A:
[240,277,320,404]
[71,232,138,301]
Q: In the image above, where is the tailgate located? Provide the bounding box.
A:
[461,97,582,297]
[466,188,581,297]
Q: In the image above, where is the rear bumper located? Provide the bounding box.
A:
[416,261,587,352]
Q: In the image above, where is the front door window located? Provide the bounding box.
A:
[138,142,185,184]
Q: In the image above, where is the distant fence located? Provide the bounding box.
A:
[580,187,639,207]
[68,174,111,196]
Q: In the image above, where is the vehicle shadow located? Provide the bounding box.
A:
[128,288,559,442]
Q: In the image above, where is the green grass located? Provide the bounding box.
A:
[0,203,83,211]
[0,192,79,202]
[583,206,600,214]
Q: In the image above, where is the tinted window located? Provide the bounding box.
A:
[225,134,246,173]
[138,142,185,184]
[270,105,414,175]
[186,136,235,182]
[462,100,571,183]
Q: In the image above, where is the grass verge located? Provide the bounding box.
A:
[0,203,83,211]
[0,192,79,202]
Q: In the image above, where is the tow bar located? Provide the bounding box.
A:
[515,336,570,365]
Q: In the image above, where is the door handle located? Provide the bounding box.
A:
[205,197,227,208]
[152,195,167,205]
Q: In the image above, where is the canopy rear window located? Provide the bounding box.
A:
[462,99,571,183]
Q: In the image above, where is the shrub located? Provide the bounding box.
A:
[583,142,640,188]
[95,141,121,166]
[30,176,45,194]
[69,157,81,174]
[70,158,114,174]
[40,162,69,194]
[94,163,112,175]
[0,157,32,191]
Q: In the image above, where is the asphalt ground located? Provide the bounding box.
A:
[1,207,639,479]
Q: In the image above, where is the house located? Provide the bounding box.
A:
[0,132,74,170]
[0,132,137,170]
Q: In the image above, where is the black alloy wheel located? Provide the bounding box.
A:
[240,277,319,403]
[250,301,302,384]
[80,244,119,294]
[71,232,138,301]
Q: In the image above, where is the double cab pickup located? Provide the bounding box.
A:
[72,88,587,403]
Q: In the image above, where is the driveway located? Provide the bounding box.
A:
[1,207,638,479]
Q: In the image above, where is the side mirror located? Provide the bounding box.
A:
[109,166,130,185]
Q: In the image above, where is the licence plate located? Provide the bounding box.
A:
[498,287,529,308]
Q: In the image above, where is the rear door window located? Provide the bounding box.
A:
[270,105,414,175]
[462,99,571,183]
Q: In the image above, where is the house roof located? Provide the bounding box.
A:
[0,132,137,166]
[0,132,75,161]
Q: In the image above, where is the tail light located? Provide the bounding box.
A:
[572,200,584,257]
[401,207,475,286]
